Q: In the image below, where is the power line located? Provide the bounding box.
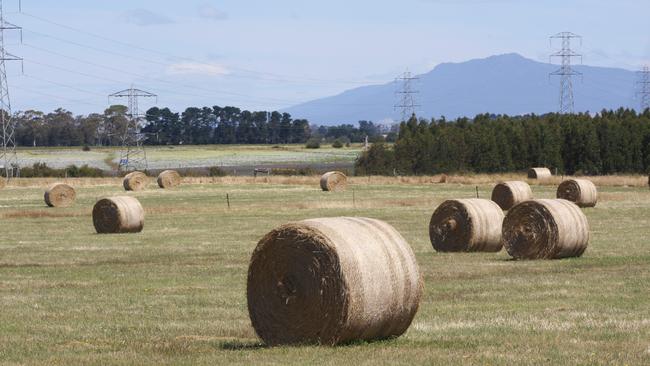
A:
[20,57,391,112]
[23,28,169,67]
[549,31,582,114]
[0,0,21,180]
[19,12,382,86]
[13,11,398,113]
[15,14,393,112]
[12,83,105,107]
[22,57,233,103]
[22,42,302,105]
[636,65,650,112]
[23,73,105,97]
[394,70,420,122]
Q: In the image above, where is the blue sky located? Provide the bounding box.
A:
[4,0,649,114]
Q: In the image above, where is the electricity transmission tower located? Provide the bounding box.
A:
[636,65,650,112]
[549,32,582,114]
[109,87,157,172]
[394,70,420,122]
[0,0,22,180]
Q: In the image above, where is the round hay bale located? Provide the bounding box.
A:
[92,196,144,234]
[429,199,504,252]
[157,170,181,189]
[247,217,423,346]
[502,199,589,260]
[491,181,533,210]
[44,183,76,207]
[528,167,552,180]
[320,171,347,191]
[123,171,148,191]
[556,179,597,208]
[439,174,449,183]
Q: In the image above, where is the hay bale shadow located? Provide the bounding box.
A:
[219,341,266,351]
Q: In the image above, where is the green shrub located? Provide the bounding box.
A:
[66,165,105,178]
[271,167,315,176]
[332,139,343,148]
[20,162,64,178]
[19,163,105,178]
[305,138,321,149]
[208,166,228,177]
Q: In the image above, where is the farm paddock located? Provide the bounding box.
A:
[0,176,648,365]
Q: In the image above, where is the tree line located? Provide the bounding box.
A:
[10,105,387,147]
[356,109,650,175]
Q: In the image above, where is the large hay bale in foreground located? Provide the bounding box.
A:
[157,170,181,189]
[44,183,76,207]
[247,217,423,346]
[502,199,589,260]
[491,181,533,210]
[123,171,148,191]
[429,199,505,252]
[320,171,347,191]
[92,196,144,234]
[528,167,552,180]
[556,179,597,208]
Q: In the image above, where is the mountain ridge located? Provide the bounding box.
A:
[282,53,638,125]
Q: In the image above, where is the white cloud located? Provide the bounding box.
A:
[166,62,230,77]
[122,9,173,26]
[198,4,229,21]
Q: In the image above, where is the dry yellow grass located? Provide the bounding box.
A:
[6,173,649,188]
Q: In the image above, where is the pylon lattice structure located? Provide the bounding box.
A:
[549,32,582,114]
[0,0,22,180]
[109,87,157,172]
[394,71,420,122]
[636,65,650,112]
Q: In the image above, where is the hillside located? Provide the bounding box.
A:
[283,53,637,124]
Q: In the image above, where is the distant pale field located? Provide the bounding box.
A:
[0,177,648,365]
[15,145,363,170]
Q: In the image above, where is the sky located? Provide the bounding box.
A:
[3,0,649,115]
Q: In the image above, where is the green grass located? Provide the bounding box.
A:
[16,144,363,170]
[0,181,648,365]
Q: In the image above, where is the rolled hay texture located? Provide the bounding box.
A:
[247,217,423,346]
[123,171,148,191]
[491,181,533,210]
[44,183,76,207]
[556,179,598,208]
[92,196,144,234]
[502,199,589,260]
[320,171,347,191]
[528,167,552,180]
[429,199,505,252]
[157,170,181,189]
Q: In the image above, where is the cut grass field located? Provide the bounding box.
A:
[0,176,649,365]
[16,144,363,170]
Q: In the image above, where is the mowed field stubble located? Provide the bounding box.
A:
[0,177,649,365]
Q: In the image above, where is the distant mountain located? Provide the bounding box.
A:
[283,53,638,125]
